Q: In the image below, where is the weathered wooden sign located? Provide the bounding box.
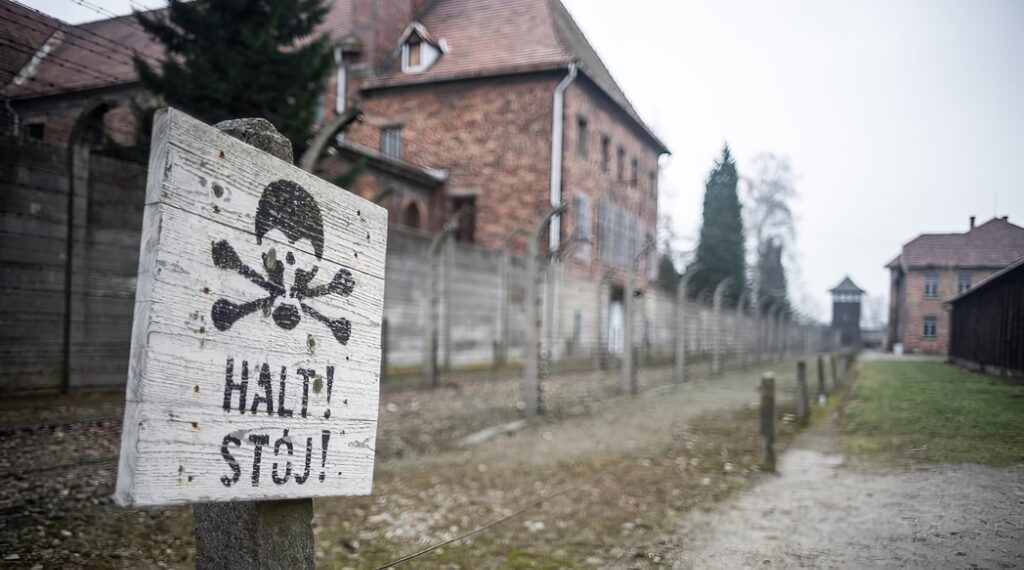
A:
[115,108,387,506]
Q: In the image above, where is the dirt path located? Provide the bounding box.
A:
[381,356,807,471]
[670,425,1024,568]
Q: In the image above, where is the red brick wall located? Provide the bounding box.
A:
[561,78,661,284]
[346,74,558,250]
[901,268,995,355]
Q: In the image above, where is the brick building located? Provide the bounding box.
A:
[3,0,668,353]
[886,216,1024,355]
[2,0,667,259]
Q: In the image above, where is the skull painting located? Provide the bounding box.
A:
[210,179,355,344]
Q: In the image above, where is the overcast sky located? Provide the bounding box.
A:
[26,0,1024,320]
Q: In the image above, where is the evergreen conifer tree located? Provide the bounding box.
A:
[656,253,681,292]
[688,145,746,301]
[135,0,334,155]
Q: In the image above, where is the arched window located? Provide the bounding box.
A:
[402,201,422,229]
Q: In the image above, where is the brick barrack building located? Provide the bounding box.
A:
[1,0,678,383]
[2,0,668,271]
[886,216,1024,355]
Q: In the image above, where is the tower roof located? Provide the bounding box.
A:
[829,276,865,294]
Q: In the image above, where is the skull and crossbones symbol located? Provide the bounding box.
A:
[210,179,354,345]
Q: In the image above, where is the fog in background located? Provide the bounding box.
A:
[26,0,1024,320]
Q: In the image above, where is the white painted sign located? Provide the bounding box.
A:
[115,109,387,507]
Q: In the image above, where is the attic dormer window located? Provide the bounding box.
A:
[400,24,442,73]
[406,37,422,69]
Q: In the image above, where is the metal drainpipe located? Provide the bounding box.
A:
[548,63,577,253]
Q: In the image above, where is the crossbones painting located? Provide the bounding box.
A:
[210,179,355,345]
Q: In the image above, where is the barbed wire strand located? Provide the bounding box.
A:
[5,0,163,68]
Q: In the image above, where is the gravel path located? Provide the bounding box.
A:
[671,428,1024,569]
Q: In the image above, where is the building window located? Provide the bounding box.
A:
[573,194,591,260]
[649,170,657,194]
[576,116,588,159]
[957,273,971,294]
[26,122,45,142]
[381,126,402,158]
[452,196,476,242]
[922,315,938,338]
[598,201,646,267]
[601,136,610,172]
[617,146,625,182]
[923,274,938,298]
[402,201,422,229]
[630,158,638,188]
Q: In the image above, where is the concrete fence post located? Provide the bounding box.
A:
[622,261,636,395]
[830,353,839,390]
[736,291,748,369]
[523,204,566,416]
[674,264,700,384]
[796,360,809,426]
[193,118,314,569]
[594,272,611,371]
[422,218,460,389]
[622,240,654,395]
[498,228,526,368]
[760,372,776,471]
[817,353,827,404]
[711,277,734,377]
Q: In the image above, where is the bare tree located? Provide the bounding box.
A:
[743,153,797,312]
[863,294,887,329]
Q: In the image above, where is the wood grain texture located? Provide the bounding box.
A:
[116,109,387,507]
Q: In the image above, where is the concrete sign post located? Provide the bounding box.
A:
[115,108,387,511]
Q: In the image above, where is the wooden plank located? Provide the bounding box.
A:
[116,109,387,507]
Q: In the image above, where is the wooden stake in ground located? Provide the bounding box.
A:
[830,353,839,390]
[760,373,776,471]
[114,109,387,568]
[817,354,827,404]
[796,360,809,426]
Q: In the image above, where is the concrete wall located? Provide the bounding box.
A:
[0,137,144,393]
[1,137,834,394]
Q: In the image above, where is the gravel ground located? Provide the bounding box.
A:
[670,426,1024,569]
[0,353,805,567]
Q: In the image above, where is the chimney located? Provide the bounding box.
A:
[1002,216,1009,221]
[969,215,975,230]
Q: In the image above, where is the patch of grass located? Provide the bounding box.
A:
[844,359,1024,465]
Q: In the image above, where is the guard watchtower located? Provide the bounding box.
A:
[829,276,864,347]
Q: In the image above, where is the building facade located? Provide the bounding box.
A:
[886,216,1024,355]
[2,0,669,368]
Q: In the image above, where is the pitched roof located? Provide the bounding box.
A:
[0,0,62,91]
[7,0,668,153]
[887,217,1024,270]
[829,276,865,294]
[360,0,669,154]
[5,7,164,98]
[947,255,1024,305]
